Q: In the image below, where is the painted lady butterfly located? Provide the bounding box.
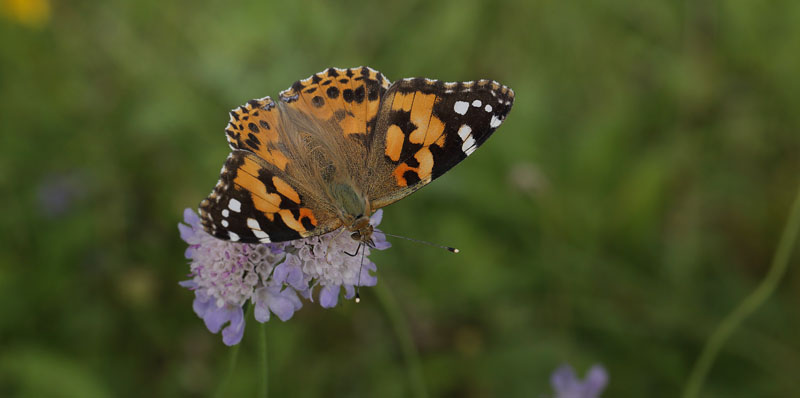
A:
[199,66,514,245]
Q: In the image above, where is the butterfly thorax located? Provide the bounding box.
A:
[329,181,374,245]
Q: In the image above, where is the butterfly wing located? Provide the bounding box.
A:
[367,78,514,208]
[200,67,393,243]
[201,96,344,243]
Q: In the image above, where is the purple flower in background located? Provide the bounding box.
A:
[178,208,390,345]
[551,364,608,398]
[37,172,86,217]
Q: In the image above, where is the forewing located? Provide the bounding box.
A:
[368,78,514,208]
[278,67,391,168]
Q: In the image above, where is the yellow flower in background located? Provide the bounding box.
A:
[1,0,50,27]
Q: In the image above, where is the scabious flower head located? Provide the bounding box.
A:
[178,208,389,345]
[550,363,608,398]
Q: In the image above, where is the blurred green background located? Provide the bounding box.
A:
[1,0,799,396]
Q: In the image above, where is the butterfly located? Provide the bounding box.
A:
[199,66,514,246]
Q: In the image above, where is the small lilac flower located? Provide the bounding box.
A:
[551,363,608,398]
[178,208,390,344]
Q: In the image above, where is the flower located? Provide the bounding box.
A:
[36,172,86,217]
[1,0,51,27]
[178,208,390,345]
[550,363,608,398]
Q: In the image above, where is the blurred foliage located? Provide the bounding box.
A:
[1,0,799,397]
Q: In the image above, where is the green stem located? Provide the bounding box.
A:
[682,185,800,398]
[258,320,268,398]
[214,305,253,398]
[374,282,429,398]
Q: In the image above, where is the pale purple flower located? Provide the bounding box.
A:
[179,208,390,345]
[551,364,608,398]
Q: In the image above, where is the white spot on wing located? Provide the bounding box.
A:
[454,101,469,115]
[472,99,482,107]
[228,199,242,212]
[464,143,477,156]
[457,124,476,155]
[221,219,229,227]
[247,217,269,241]
[222,209,229,218]
[484,104,492,112]
[457,124,472,141]
[462,136,476,155]
[228,231,240,241]
[490,115,502,128]
[253,230,270,242]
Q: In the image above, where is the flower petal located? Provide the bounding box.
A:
[221,306,245,346]
[319,285,340,308]
[183,208,201,228]
[202,305,233,333]
[343,284,355,299]
[192,291,215,319]
[371,230,391,250]
[583,365,609,396]
[178,222,196,243]
[551,364,578,393]
[269,288,301,321]
[370,209,384,226]
[253,287,271,323]
[358,261,378,286]
[179,280,196,289]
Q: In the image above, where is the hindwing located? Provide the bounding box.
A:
[199,151,342,243]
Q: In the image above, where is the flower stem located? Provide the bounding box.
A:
[258,320,268,398]
[213,344,240,398]
[214,306,252,398]
[682,185,800,398]
[374,281,428,398]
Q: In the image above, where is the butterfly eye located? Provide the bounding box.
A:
[350,232,360,240]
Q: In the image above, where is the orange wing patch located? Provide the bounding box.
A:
[384,124,404,161]
[279,66,391,138]
[225,97,290,171]
[272,176,300,204]
[392,147,434,187]
[234,156,282,218]
[384,90,447,186]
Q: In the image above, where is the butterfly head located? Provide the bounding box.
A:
[347,214,375,246]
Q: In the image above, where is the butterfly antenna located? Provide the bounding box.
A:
[355,242,365,303]
[383,232,460,253]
